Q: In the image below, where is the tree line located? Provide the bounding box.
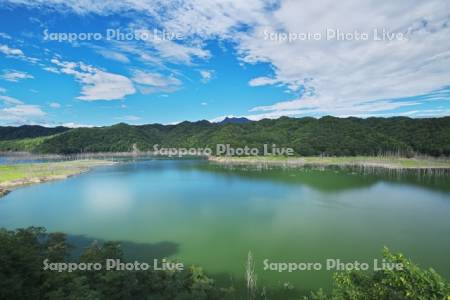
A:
[0,116,449,156]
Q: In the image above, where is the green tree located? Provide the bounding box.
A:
[306,248,450,300]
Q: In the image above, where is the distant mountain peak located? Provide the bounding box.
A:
[218,117,251,124]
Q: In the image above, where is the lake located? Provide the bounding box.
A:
[0,159,449,297]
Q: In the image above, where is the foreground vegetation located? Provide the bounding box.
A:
[0,227,223,300]
[0,160,114,195]
[0,227,448,300]
[304,248,450,300]
[0,116,449,156]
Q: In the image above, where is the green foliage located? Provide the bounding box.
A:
[0,136,49,152]
[305,247,450,300]
[0,227,224,300]
[1,116,448,157]
[0,125,69,141]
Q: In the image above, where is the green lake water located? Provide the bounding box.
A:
[0,159,449,297]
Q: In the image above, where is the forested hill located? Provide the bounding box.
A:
[0,125,69,141]
[1,116,449,156]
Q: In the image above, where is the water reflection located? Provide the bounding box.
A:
[0,159,449,291]
[195,162,450,193]
[68,234,179,261]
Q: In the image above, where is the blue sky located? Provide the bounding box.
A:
[0,0,449,127]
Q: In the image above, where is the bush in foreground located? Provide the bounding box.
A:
[306,248,449,300]
[0,227,223,300]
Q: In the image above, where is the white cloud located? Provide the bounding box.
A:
[150,38,209,64]
[139,29,210,64]
[0,104,46,125]
[0,95,24,105]
[5,0,450,117]
[117,115,141,122]
[0,87,6,93]
[0,70,34,82]
[2,0,155,15]
[97,49,130,63]
[199,70,213,83]
[51,58,136,101]
[0,43,39,63]
[155,0,269,39]
[3,0,267,36]
[141,0,449,117]
[0,92,47,124]
[61,122,94,128]
[237,0,450,115]
[201,102,208,106]
[0,44,24,56]
[43,66,60,74]
[245,97,421,120]
[131,70,181,93]
[36,121,95,128]
[115,27,210,66]
[248,76,278,87]
[3,104,45,117]
[49,102,61,108]
[77,70,135,101]
[398,109,450,117]
[0,32,12,39]
[3,2,212,66]
[131,70,181,87]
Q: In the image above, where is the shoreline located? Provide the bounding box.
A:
[0,160,116,197]
[1,155,449,198]
[208,156,450,171]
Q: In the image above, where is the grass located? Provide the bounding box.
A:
[0,160,114,190]
[209,155,450,169]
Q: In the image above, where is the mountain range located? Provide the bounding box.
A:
[0,116,449,156]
